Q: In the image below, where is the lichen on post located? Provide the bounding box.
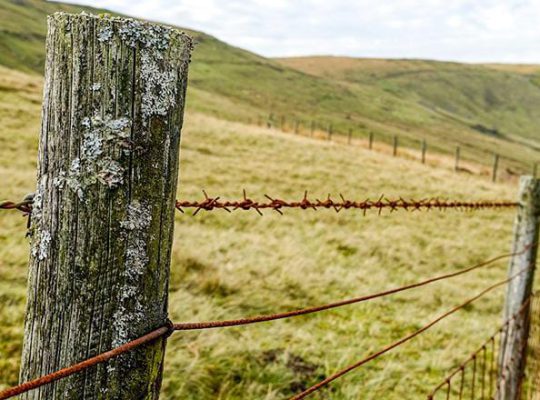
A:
[20,12,192,399]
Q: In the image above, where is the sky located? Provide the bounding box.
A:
[58,0,540,63]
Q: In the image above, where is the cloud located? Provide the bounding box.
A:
[55,0,540,63]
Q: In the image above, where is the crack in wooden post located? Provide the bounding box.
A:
[19,13,192,400]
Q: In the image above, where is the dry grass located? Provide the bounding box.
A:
[0,66,527,399]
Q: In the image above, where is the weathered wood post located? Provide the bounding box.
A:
[327,124,333,141]
[347,128,352,145]
[369,132,374,150]
[493,154,500,182]
[421,140,427,164]
[19,13,192,399]
[393,136,398,156]
[498,176,540,399]
[455,146,461,172]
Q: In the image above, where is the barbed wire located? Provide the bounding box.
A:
[289,267,529,400]
[1,191,518,217]
[0,247,530,400]
[176,190,518,215]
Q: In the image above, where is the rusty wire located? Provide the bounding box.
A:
[288,268,529,400]
[176,190,518,215]
[0,248,529,400]
[172,245,531,331]
[1,192,518,217]
[426,295,534,399]
[0,324,172,400]
[0,200,32,214]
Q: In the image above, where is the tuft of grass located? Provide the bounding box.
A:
[0,66,534,399]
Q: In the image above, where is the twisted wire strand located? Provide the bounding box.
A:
[288,268,529,400]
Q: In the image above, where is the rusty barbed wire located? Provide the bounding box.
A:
[175,190,518,215]
[288,267,530,400]
[0,249,531,400]
[0,199,32,214]
[2,191,518,217]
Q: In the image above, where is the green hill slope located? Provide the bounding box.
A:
[1,0,540,174]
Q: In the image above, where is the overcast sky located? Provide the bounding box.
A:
[59,0,540,63]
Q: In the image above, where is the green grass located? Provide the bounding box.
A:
[0,65,531,399]
[1,0,540,176]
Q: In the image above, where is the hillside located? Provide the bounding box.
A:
[0,63,522,400]
[1,0,540,175]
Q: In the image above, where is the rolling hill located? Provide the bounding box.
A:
[1,0,540,175]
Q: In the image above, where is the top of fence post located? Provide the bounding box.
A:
[19,12,192,399]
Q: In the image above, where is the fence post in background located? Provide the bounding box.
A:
[393,136,398,156]
[493,154,500,182]
[348,128,352,145]
[498,176,540,400]
[369,132,374,150]
[19,13,192,399]
[327,124,333,141]
[421,140,427,164]
[455,146,461,172]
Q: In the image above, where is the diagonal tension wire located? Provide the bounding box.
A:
[288,267,530,400]
[172,245,532,331]
[0,246,531,400]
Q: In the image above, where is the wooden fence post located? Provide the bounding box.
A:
[393,136,398,157]
[455,146,461,172]
[327,124,333,141]
[19,13,192,399]
[347,128,352,145]
[498,176,540,400]
[369,132,374,150]
[421,140,427,164]
[493,154,500,182]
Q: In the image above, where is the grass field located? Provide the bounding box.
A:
[0,65,528,399]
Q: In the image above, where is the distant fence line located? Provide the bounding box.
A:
[257,114,536,184]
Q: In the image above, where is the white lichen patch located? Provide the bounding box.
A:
[97,25,113,42]
[55,116,131,198]
[32,230,52,261]
[140,51,178,121]
[113,201,152,347]
[91,82,101,91]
